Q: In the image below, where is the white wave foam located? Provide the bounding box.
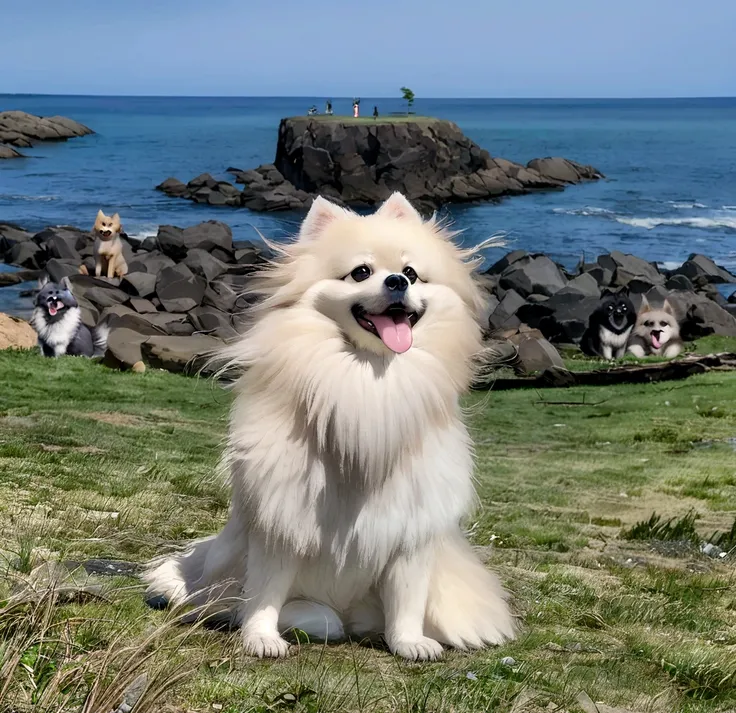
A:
[669,201,707,209]
[616,216,736,231]
[552,206,614,217]
[722,205,736,211]
[657,261,682,271]
[0,194,59,202]
[125,226,158,242]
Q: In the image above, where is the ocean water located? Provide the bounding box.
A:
[1,95,736,276]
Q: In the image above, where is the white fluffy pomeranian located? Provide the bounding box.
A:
[144,192,515,661]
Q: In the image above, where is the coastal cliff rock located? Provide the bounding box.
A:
[0,111,94,158]
[157,116,602,212]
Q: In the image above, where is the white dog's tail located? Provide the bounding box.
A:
[424,533,516,649]
[142,516,246,609]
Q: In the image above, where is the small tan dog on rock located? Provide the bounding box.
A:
[92,210,128,279]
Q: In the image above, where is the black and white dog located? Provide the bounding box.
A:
[30,277,108,358]
[580,288,636,360]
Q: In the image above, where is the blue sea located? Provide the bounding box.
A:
[1,95,736,278]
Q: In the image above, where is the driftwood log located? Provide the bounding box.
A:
[475,352,736,391]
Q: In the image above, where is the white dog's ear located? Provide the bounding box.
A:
[663,299,676,316]
[96,209,105,219]
[377,192,422,222]
[60,276,73,292]
[38,274,49,289]
[639,295,651,313]
[300,196,350,239]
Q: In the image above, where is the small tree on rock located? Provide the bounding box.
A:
[400,87,415,114]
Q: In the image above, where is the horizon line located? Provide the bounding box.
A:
[1,92,735,101]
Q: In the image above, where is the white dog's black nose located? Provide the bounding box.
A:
[384,273,409,292]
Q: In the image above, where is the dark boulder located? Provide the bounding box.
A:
[8,241,43,268]
[155,177,188,197]
[499,255,567,298]
[527,157,602,184]
[0,145,23,159]
[552,272,600,301]
[127,251,175,275]
[488,289,527,332]
[121,271,158,298]
[0,224,33,254]
[156,221,233,260]
[44,258,80,283]
[155,264,206,312]
[140,335,222,375]
[105,328,149,369]
[500,326,565,374]
[667,291,736,339]
[671,254,736,284]
[485,250,530,276]
[598,251,664,287]
[129,297,158,313]
[665,274,694,292]
[188,306,239,340]
[183,249,229,282]
[538,296,602,344]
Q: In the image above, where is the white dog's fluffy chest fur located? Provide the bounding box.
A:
[599,325,631,349]
[233,414,473,585]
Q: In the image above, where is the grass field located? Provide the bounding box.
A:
[1,347,736,712]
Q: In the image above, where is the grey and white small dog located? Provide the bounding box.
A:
[30,276,108,358]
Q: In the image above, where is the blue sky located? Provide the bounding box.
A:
[4,0,734,97]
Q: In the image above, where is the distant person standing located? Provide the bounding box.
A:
[353,98,360,118]
[325,100,333,115]
[373,105,379,119]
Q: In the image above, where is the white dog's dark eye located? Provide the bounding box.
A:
[659,321,668,327]
[402,266,418,284]
[350,265,372,282]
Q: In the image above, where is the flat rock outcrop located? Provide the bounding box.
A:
[158,117,602,213]
[0,111,94,158]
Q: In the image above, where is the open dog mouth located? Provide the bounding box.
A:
[46,298,65,317]
[351,303,422,354]
[650,330,663,349]
[101,230,112,237]
[611,313,626,329]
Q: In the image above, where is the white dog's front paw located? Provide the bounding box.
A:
[389,636,443,662]
[242,633,290,659]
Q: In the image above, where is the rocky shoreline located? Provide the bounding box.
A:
[0,111,94,158]
[157,116,603,213]
[2,219,736,376]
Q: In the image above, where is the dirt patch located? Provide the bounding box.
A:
[79,412,142,427]
[40,444,106,454]
[0,415,36,428]
[0,313,36,351]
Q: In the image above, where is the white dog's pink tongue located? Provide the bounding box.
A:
[651,332,661,349]
[369,313,412,353]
